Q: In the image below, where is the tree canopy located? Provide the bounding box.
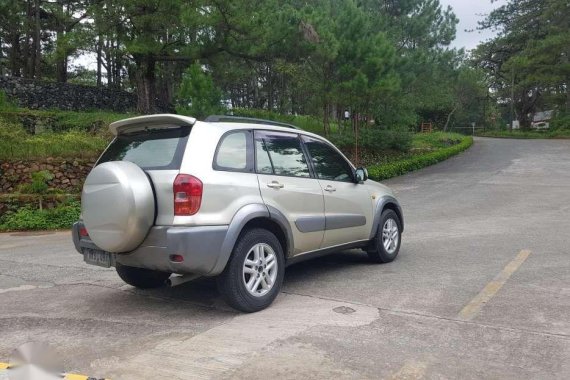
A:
[5,0,562,133]
[474,0,570,129]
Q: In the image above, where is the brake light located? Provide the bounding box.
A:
[79,226,89,237]
[173,174,202,216]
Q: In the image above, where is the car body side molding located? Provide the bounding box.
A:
[295,216,326,233]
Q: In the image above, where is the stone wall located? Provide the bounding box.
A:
[0,158,96,194]
[0,76,136,112]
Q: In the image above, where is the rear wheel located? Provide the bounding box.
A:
[116,263,170,289]
[368,209,402,263]
[217,228,284,312]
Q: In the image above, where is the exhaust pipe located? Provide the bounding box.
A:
[166,274,200,287]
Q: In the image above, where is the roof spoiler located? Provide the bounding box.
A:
[109,114,197,136]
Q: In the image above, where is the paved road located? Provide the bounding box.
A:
[1,137,569,379]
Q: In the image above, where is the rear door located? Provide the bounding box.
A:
[97,126,190,225]
[302,136,373,247]
[255,131,325,255]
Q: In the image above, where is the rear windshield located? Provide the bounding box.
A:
[97,126,190,170]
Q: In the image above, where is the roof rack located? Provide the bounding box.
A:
[204,115,299,130]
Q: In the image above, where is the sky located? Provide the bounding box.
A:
[439,0,507,51]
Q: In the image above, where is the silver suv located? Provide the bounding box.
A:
[73,114,403,312]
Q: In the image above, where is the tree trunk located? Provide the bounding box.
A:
[444,104,459,132]
[10,33,21,76]
[96,36,102,86]
[135,54,157,114]
[55,2,67,83]
[518,87,539,130]
[323,102,330,137]
[33,0,41,78]
[22,0,32,78]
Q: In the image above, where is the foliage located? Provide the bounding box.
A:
[0,200,80,231]
[550,112,570,130]
[231,108,323,134]
[474,0,570,129]
[0,0,495,133]
[176,64,224,119]
[18,171,54,194]
[367,135,473,180]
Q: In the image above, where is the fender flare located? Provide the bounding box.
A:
[209,204,294,275]
[369,195,404,239]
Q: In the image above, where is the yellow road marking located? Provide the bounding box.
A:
[64,374,90,380]
[389,360,428,379]
[458,249,531,321]
[0,362,9,370]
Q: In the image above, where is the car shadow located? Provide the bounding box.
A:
[107,249,375,313]
[284,249,372,281]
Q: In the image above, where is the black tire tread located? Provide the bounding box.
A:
[217,228,284,312]
[368,209,402,264]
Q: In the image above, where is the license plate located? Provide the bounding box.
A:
[83,248,111,268]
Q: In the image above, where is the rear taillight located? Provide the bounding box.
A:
[173,174,202,216]
[79,226,89,237]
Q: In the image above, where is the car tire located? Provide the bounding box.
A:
[115,263,170,289]
[217,228,285,312]
[368,209,402,263]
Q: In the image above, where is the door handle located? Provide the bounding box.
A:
[324,185,336,192]
[267,181,284,189]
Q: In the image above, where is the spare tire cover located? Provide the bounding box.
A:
[81,161,155,253]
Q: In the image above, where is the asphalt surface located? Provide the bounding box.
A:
[1,137,569,379]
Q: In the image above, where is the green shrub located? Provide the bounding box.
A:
[551,112,570,130]
[329,127,413,153]
[19,170,53,194]
[368,136,473,180]
[0,200,80,231]
[176,64,224,119]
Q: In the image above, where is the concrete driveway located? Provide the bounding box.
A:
[1,137,569,379]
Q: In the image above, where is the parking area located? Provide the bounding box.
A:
[1,137,569,379]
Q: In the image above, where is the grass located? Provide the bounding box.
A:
[411,131,464,150]
[477,129,570,139]
[0,118,110,159]
[0,108,132,159]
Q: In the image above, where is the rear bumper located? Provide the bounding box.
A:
[72,222,228,276]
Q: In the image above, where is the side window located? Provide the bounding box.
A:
[255,139,273,174]
[214,131,251,171]
[255,132,310,178]
[304,138,354,182]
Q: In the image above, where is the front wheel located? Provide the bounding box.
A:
[368,209,402,263]
[217,228,285,312]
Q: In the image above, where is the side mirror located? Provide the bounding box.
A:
[355,167,368,183]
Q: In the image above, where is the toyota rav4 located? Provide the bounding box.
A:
[73,114,404,312]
